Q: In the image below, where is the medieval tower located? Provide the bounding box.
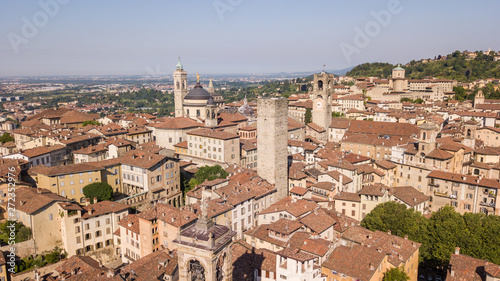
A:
[173,198,236,281]
[173,58,188,117]
[312,72,334,130]
[391,65,407,92]
[257,97,289,201]
[205,96,218,128]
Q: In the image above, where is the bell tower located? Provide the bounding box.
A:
[205,96,218,128]
[174,58,188,117]
[174,198,236,281]
[312,72,334,130]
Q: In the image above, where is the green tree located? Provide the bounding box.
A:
[304,108,312,124]
[82,120,102,126]
[82,182,113,203]
[0,221,31,244]
[186,165,229,193]
[414,98,424,104]
[0,132,14,143]
[361,201,427,241]
[44,247,66,264]
[383,267,410,281]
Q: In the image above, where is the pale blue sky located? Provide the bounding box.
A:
[1,0,499,76]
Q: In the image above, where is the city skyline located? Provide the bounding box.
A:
[1,0,499,77]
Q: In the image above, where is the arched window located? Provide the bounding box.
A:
[188,259,205,281]
[318,80,323,90]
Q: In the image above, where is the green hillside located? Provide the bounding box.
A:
[347,51,500,81]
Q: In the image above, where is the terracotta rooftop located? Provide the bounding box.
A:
[188,128,239,140]
[120,249,178,281]
[391,186,429,207]
[81,200,129,219]
[364,230,421,267]
[428,170,500,189]
[31,162,103,177]
[21,144,66,158]
[299,208,337,234]
[268,218,304,235]
[322,245,386,281]
[4,187,69,215]
[334,192,361,202]
[259,197,319,218]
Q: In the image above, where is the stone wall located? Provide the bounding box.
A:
[257,97,289,202]
[0,239,35,258]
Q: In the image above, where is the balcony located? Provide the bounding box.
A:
[480,202,496,208]
[488,193,497,198]
[434,191,448,198]
[428,182,440,187]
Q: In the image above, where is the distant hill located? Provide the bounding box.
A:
[347,50,500,81]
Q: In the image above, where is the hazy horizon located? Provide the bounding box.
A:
[1,0,499,77]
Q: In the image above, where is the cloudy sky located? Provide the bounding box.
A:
[1,0,499,76]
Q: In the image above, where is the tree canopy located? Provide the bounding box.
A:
[347,51,500,81]
[0,221,31,244]
[186,165,229,193]
[383,266,410,281]
[362,202,500,268]
[82,182,113,203]
[304,108,312,124]
[0,132,14,143]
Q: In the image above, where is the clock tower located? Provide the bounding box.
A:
[174,58,188,118]
[312,71,334,130]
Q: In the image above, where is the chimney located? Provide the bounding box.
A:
[369,262,375,270]
[93,197,98,204]
[106,269,114,278]
[455,247,460,255]
[388,230,391,235]
[404,235,408,240]
[209,232,215,248]
[85,198,90,206]
[37,188,42,194]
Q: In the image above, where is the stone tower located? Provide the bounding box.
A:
[173,198,236,281]
[418,122,439,154]
[205,96,218,128]
[392,65,407,92]
[463,120,478,149]
[173,58,188,118]
[474,90,485,108]
[392,64,405,79]
[257,97,288,202]
[207,78,215,94]
[312,72,334,130]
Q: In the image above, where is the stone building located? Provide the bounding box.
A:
[257,97,289,202]
[312,72,334,130]
[173,198,236,281]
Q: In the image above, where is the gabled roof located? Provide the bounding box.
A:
[4,187,69,215]
[148,117,201,130]
[426,148,454,160]
[322,245,386,281]
[32,162,103,177]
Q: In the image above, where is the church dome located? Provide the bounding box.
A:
[184,82,212,100]
[393,64,404,71]
[238,98,255,117]
[206,96,216,106]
